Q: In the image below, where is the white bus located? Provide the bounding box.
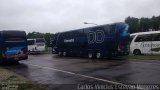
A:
[27,38,46,53]
[130,31,160,55]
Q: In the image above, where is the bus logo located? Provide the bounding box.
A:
[64,39,74,43]
[88,30,105,44]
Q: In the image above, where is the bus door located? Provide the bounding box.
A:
[141,34,152,54]
[151,33,160,55]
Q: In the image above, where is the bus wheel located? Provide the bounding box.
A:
[88,52,93,59]
[96,52,101,59]
[133,49,141,55]
[58,51,62,56]
[28,51,30,54]
[63,52,67,56]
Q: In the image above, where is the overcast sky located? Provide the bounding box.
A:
[0,0,160,33]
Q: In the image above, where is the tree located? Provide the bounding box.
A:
[139,17,151,32]
[125,17,139,33]
[27,32,54,47]
[125,15,160,33]
[27,32,44,39]
[44,33,54,47]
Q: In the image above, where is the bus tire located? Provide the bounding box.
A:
[133,49,141,55]
[28,51,30,54]
[63,52,67,56]
[96,52,102,59]
[58,51,62,56]
[88,52,93,59]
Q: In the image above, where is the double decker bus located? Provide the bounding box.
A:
[51,22,130,59]
[0,30,28,63]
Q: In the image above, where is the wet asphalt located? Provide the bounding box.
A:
[2,54,160,90]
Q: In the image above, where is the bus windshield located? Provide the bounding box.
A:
[130,35,135,42]
[4,37,26,47]
[115,23,130,53]
[117,24,129,36]
[27,40,35,45]
[36,38,45,43]
[5,37,25,43]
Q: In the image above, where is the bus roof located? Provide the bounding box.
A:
[130,31,160,36]
[0,30,25,33]
[0,30,26,37]
[55,22,127,34]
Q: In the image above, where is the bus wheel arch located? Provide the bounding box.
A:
[133,49,141,55]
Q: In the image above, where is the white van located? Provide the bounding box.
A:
[130,31,160,55]
[27,38,46,53]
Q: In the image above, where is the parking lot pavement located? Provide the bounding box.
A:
[3,54,160,90]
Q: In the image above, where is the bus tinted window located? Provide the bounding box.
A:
[135,34,151,42]
[36,38,45,43]
[152,33,160,41]
[28,40,35,45]
[130,35,135,42]
[37,43,45,46]
[135,35,143,42]
[5,37,25,43]
[142,34,151,41]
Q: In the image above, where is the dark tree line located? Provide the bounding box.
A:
[125,15,160,34]
[27,32,54,47]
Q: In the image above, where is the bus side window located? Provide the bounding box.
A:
[135,35,143,42]
[142,34,151,41]
[152,33,160,41]
[135,34,151,42]
[130,35,135,42]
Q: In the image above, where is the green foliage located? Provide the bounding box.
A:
[27,32,54,47]
[44,33,54,47]
[27,32,44,39]
[125,17,139,33]
[125,15,160,34]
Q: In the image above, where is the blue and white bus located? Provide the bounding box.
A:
[51,22,130,59]
[0,30,28,63]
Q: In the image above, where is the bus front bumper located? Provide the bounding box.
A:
[117,51,130,56]
[2,54,28,62]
